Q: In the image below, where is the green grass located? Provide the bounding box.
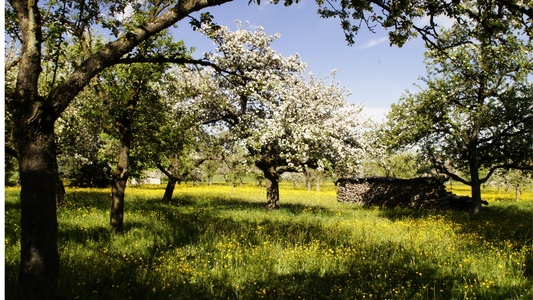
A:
[5,183,533,299]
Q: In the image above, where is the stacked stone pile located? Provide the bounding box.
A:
[337,177,480,211]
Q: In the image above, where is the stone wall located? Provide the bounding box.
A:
[337,177,477,211]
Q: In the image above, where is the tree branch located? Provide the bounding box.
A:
[155,161,174,179]
[47,0,234,120]
[115,56,231,74]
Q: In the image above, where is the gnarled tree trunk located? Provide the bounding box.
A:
[158,154,180,202]
[7,0,235,296]
[264,170,280,211]
[15,120,60,299]
[162,177,177,202]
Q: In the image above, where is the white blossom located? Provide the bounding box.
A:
[170,21,371,174]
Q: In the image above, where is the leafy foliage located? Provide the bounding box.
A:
[311,0,532,48]
[381,21,533,212]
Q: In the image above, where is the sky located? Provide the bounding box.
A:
[2,0,446,123]
[169,0,435,123]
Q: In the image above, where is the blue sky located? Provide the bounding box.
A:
[170,1,434,122]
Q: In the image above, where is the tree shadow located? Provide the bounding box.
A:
[205,197,335,216]
[15,221,526,300]
[5,189,531,300]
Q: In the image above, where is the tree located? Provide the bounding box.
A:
[249,165,266,189]
[193,23,370,209]
[312,0,532,49]
[359,148,427,178]
[4,0,234,297]
[382,23,533,214]
[7,0,527,296]
[203,160,220,185]
[222,143,249,191]
[146,66,224,201]
[56,114,114,188]
[489,169,533,200]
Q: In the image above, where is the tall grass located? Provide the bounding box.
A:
[5,183,532,299]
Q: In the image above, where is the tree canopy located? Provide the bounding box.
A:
[6,0,532,297]
[176,22,370,209]
[310,0,532,48]
[381,21,533,213]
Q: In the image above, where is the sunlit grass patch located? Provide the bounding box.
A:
[5,182,532,299]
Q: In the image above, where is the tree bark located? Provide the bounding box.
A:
[16,122,60,300]
[9,0,60,297]
[265,171,280,211]
[162,177,177,202]
[110,136,130,233]
[157,154,180,202]
[469,148,482,214]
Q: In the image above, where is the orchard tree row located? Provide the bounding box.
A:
[4,0,532,298]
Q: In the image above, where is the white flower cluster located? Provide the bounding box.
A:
[170,21,370,173]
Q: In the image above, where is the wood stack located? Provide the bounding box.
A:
[337,177,482,211]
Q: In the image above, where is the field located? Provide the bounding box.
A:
[5,182,533,299]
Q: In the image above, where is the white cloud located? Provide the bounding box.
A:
[357,37,388,50]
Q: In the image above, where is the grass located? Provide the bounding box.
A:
[5,182,533,299]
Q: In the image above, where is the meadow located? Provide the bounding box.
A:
[5,182,532,299]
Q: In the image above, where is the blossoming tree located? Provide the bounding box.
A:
[181,22,371,209]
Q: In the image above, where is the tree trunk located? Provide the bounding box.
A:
[8,0,235,297]
[265,172,280,211]
[110,81,140,233]
[110,141,129,233]
[158,154,179,202]
[15,122,60,300]
[316,177,320,192]
[54,158,65,207]
[162,177,177,202]
[469,148,482,214]
[10,0,60,295]
[515,184,520,201]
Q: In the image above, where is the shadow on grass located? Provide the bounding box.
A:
[207,197,335,216]
[7,226,528,300]
[5,189,532,300]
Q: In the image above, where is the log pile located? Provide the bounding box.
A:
[337,177,483,211]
